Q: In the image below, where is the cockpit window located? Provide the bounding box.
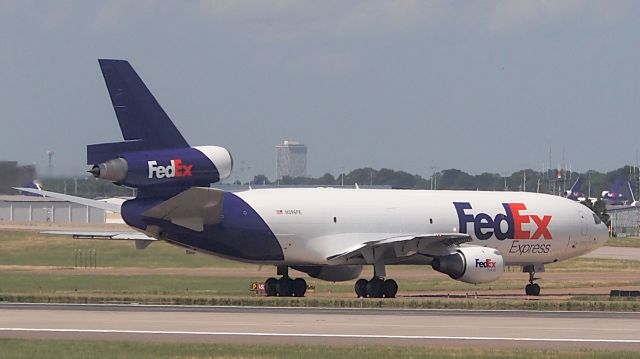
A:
[592,213,602,225]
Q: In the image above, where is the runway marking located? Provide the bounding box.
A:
[1,328,639,344]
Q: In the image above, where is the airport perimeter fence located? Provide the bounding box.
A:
[609,206,640,237]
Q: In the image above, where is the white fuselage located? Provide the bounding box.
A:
[236,188,609,266]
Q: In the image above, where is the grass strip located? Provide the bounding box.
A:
[2,230,638,270]
[1,292,639,311]
[604,237,640,248]
[1,338,639,359]
[0,229,250,268]
[1,271,637,295]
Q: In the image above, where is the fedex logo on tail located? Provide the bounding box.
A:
[147,160,193,179]
[454,202,552,241]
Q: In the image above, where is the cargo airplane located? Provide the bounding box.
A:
[19,60,609,298]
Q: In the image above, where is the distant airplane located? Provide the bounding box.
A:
[565,177,585,201]
[565,176,638,207]
[16,179,43,197]
[602,178,637,207]
[19,60,609,298]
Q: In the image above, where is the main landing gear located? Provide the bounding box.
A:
[524,265,541,296]
[354,262,398,298]
[264,266,307,297]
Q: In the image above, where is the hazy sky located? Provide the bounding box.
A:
[2,1,639,181]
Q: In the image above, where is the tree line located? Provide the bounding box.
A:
[254,166,639,198]
[37,165,639,199]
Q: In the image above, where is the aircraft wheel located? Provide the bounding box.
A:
[383,279,398,298]
[524,265,541,296]
[276,277,294,297]
[292,278,307,297]
[265,277,278,297]
[366,277,385,298]
[531,283,541,296]
[355,279,368,298]
[525,283,541,296]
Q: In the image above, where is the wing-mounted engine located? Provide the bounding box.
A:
[292,265,363,282]
[431,246,504,284]
[89,146,232,189]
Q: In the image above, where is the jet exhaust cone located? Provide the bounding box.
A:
[88,166,101,177]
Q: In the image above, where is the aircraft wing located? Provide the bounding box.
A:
[142,187,224,232]
[326,233,472,265]
[14,187,122,213]
[41,230,157,249]
[14,185,225,235]
[14,188,159,248]
[41,230,154,240]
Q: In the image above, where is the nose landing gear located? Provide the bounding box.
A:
[523,264,542,296]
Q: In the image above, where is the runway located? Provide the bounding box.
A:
[0,304,639,350]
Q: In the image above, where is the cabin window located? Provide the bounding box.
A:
[429,218,433,224]
[333,217,337,223]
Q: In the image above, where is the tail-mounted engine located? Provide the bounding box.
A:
[431,246,504,284]
[89,146,232,188]
[87,60,234,191]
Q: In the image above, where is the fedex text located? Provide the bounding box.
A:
[475,258,497,269]
[147,159,193,179]
[454,202,552,241]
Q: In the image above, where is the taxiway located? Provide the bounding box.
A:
[0,303,638,350]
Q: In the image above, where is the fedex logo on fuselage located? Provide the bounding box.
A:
[454,202,552,241]
[147,160,193,179]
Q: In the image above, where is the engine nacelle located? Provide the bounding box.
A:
[292,265,363,282]
[89,146,232,188]
[431,247,504,284]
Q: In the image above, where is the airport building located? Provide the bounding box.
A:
[0,161,36,194]
[0,195,105,224]
[275,140,308,180]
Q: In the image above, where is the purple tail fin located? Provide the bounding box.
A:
[566,177,584,200]
[18,180,42,196]
[87,59,189,164]
[609,177,626,196]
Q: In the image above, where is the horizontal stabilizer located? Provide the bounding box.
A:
[87,140,147,165]
[41,230,155,240]
[41,230,157,250]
